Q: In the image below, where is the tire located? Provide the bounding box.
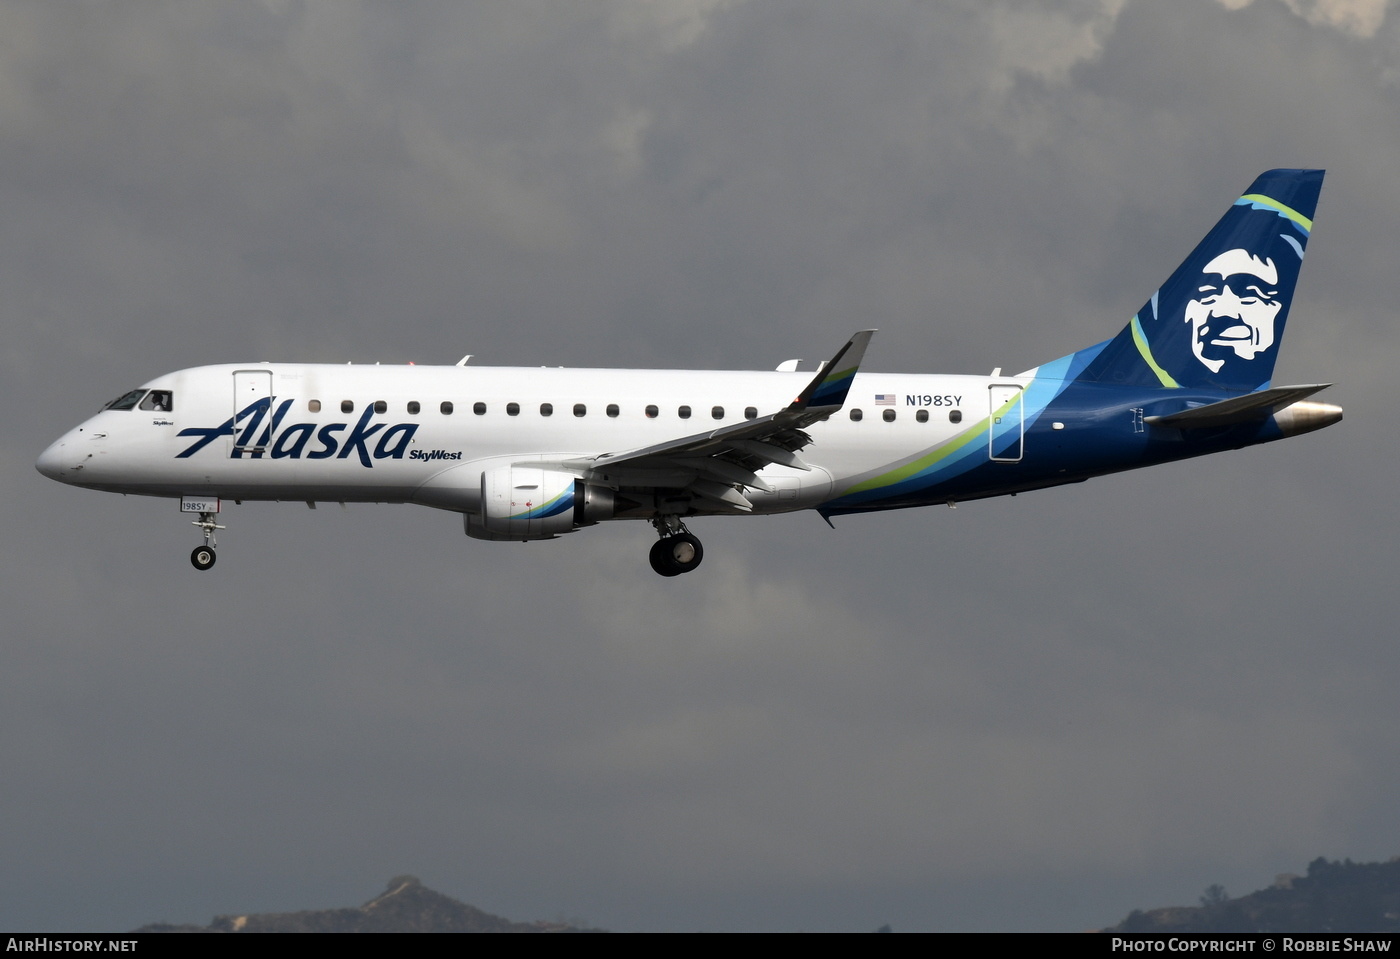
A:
[649,538,681,576]
[191,545,217,571]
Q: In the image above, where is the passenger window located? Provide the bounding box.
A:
[883,409,896,422]
[574,403,586,417]
[645,405,658,418]
[850,408,863,422]
[745,407,757,420]
[678,405,691,419]
[103,389,147,411]
[711,406,724,420]
[441,401,454,414]
[949,410,962,424]
[407,401,420,414]
[309,399,322,413]
[507,402,520,416]
[342,400,354,414]
[473,402,486,415]
[540,403,553,416]
[139,390,173,412]
[373,400,387,414]
[916,409,929,423]
[606,404,620,418]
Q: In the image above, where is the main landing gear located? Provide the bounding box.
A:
[649,517,704,577]
[190,511,225,571]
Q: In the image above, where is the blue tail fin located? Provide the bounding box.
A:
[1075,169,1323,392]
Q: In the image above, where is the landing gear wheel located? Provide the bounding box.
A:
[648,532,704,577]
[189,510,225,571]
[649,539,680,576]
[669,533,703,573]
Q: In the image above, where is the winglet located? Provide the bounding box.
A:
[792,330,876,412]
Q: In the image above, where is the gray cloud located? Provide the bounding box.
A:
[7,0,1396,932]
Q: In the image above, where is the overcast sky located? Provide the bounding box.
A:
[6,0,1398,932]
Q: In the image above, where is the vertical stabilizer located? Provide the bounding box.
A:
[1076,169,1323,392]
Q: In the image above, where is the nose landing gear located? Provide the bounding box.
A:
[649,517,703,577]
[190,512,224,571]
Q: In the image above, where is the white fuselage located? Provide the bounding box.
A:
[38,362,1008,519]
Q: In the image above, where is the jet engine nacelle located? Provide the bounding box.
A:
[466,467,616,541]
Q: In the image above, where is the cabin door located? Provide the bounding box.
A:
[231,370,273,456]
[988,384,1024,463]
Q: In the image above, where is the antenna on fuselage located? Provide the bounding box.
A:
[456,355,473,366]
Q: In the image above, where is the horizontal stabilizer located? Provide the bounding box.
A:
[1145,384,1331,429]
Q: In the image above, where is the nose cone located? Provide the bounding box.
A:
[36,429,88,483]
[36,437,69,481]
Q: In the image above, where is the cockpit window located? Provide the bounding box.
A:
[103,389,146,411]
[139,390,173,412]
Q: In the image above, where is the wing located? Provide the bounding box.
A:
[562,330,875,512]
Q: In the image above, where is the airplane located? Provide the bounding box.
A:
[37,169,1341,576]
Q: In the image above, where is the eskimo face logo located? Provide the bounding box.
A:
[1183,248,1283,373]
